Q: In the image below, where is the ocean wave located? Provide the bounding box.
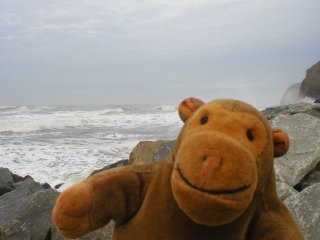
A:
[0,107,181,133]
[0,106,44,115]
[154,105,177,112]
[0,106,16,109]
[0,106,30,114]
[99,107,124,115]
[0,105,182,189]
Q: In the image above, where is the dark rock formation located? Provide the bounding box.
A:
[0,169,114,240]
[300,61,320,99]
[0,168,14,195]
[280,61,320,105]
[0,175,58,239]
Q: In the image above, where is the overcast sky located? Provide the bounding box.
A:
[0,0,319,107]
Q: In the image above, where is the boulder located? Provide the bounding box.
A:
[0,168,14,196]
[270,113,320,186]
[129,140,173,165]
[296,162,320,191]
[284,183,320,240]
[300,61,320,99]
[153,140,176,161]
[0,177,58,239]
[275,175,298,201]
[262,102,320,120]
[0,170,115,240]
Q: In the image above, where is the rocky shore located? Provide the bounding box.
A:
[1,101,320,240]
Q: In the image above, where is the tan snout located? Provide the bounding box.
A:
[172,131,258,226]
[176,131,256,191]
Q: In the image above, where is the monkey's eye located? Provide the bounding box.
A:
[246,129,255,141]
[200,116,208,125]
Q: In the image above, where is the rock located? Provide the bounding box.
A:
[0,177,59,239]
[315,99,320,103]
[280,82,302,105]
[0,168,14,196]
[129,140,171,165]
[300,61,320,99]
[284,183,320,240]
[295,162,320,191]
[90,159,128,176]
[153,140,175,161]
[262,102,320,120]
[0,169,115,240]
[54,183,64,190]
[276,181,298,201]
[276,175,298,200]
[270,113,320,186]
[11,173,29,183]
[42,182,52,189]
[51,220,114,240]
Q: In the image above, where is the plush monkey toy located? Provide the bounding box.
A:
[53,98,304,240]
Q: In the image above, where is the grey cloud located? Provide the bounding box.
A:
[0,0,320,106]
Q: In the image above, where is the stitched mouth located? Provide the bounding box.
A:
[176,165,250,195]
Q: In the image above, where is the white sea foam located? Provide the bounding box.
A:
[299,97,316,104]
[154,105,178,112]
[0,106,15,109]
[0,139,137,190]
[0,105,181,190]
[0,107,179,133]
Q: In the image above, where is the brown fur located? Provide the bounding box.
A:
[53,98,304,239]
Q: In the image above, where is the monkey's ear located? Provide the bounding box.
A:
[272,129,289,158]
[178,98,204,122]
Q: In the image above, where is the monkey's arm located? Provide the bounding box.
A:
[53,165,154,239]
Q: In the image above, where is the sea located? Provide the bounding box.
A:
[0,105,182,190]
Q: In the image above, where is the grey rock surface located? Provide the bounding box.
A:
[270,113,320,186]
[0,168,14,196]
[300,61,320,99]
[276,175,298,200]
[0,177,58,239]
[296,162,320,191]
[262,102,320,120]
[284,183,320,240]
[0,170,115,240]
[153,140,175,161]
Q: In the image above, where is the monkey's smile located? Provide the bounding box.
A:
[176,165,250,195]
